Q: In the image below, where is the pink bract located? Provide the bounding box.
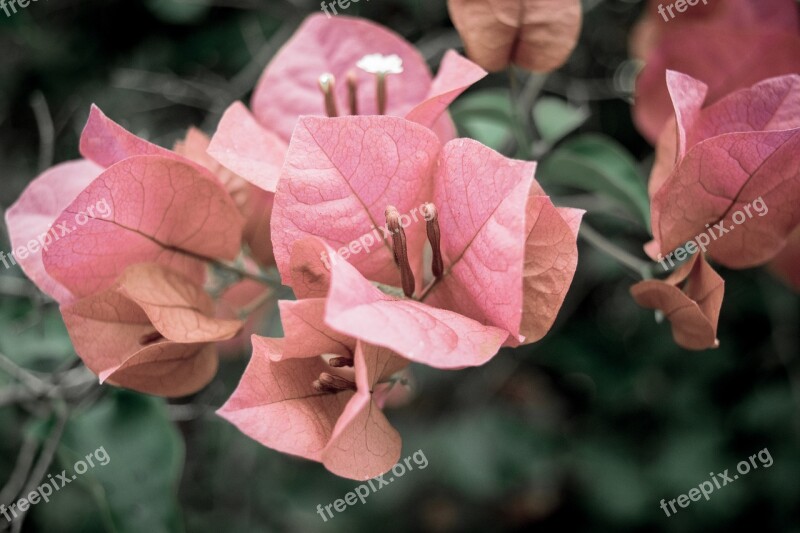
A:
[62,263,242,397]
[649,72,800,270]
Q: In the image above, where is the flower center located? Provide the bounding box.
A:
[316,54,404,118]
[312,354,355,394]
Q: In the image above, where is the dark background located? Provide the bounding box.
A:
[1,0,798,531]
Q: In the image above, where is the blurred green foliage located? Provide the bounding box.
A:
[0,1,798,532]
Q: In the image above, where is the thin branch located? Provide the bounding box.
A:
[10,402,69,533]
[0,433,39,505]
[580,224,654,280]
[0,353,51,396]
[30,92,55,173]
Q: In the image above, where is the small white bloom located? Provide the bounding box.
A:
[356,54,404,75]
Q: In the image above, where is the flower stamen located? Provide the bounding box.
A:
[318,73,339,117]
[422,203,444,279]
[356,54,404,115]
[328,356,354,368]
[386,205,415,298]
[313,372,357,393]
[346,70,358,115]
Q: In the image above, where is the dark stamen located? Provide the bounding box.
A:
[377,72,387,115]
[328,356,354,368]
[423,203,444,279]
[385,205,415,298]
[313,372,357,393]
[346,70,358,115]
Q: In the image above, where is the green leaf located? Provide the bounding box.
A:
[533,96,588,144]
[49,391,185,533]
[0,296,74,371]
[450,89,515,152]
[537,134,652,228]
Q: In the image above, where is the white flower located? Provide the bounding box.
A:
[356,54,404,75]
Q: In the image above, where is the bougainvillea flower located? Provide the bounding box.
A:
[632,0,800,142]
[447,0,582,72]
[6,106,249,305]
[208,14,486,192]
[273,115,582,353]
[219,336,406,480]
[219,236,507,477]
[649,72,800,270]
[62,263,242,397]
[630,255,724,351]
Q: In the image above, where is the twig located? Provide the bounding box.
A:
[0,353,51,396]
[10,402,69,533]
[29,92,55,173]
[579,224,653,280]
[0,433,39,505]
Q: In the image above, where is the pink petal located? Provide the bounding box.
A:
[424,139,534,340]
[653,129,800,268]
[116,263,242,343]
[61,264,240,397]
[42,155,245,298]
[251,14,434,142]
[4,159,103,304]
[217,336,352,462]
[174,127,251,211]
[278,298,355,361]
[516,198,582,344]
[321,341,402,480]
[289,237,333,299]
[320,241,508,368]
[102,344,219,398]
[272,116,440,289]
[207,102,288,193]
[240,186,276,268]
[80,105,175,167]
[405,50,487,132]
[178,124,278,269]
[631,255,724,350]
[652,74,800,267]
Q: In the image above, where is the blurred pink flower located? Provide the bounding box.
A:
[632,0,800,142]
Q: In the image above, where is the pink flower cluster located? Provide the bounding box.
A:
[6,14,581,479]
